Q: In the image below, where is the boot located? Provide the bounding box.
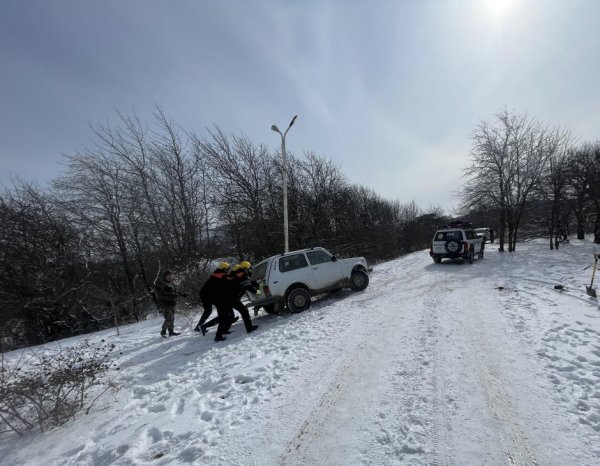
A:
[160,329,167,337]
[214,335,226,342]
[200,324,207,336]
[247,325,259,333]
[169,330,181,336]
[194,323,201,332]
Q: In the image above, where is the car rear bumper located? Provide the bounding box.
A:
[430,251,468,259]
[245,295,279,309]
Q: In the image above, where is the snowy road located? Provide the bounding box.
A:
[3,240,600,465]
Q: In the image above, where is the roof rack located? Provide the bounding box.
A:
[441,220,474,229]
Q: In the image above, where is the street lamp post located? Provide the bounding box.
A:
[271,115,297,253]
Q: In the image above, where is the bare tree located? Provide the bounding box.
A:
[192,127,278,258]
[294,152,346,247]
[566,147,594,239]
[462,109,570,251]
[540,133,573,249]
[0,182,86,348]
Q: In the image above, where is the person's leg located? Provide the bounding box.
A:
[195,301,213,331]
[214,304,229,341]
[161,307,175,335]
[165,307,179,335]
[204,316,220,328]
[232,300,257,332]
[160,307,168,334]
[198,315,220,336]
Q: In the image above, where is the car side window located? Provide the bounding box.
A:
[279,253,309,273]
[306,250,332,265]
[252,261,268,281]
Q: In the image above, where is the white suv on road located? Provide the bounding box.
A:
[429,223,484,264]
[248,247,370,313]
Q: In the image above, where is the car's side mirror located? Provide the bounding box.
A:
[331,255,338,262]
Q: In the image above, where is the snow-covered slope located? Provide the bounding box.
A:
[2,239,600,465]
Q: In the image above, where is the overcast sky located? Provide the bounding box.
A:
[1,0,599,211]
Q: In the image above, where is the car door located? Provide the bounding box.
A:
[466,230,481,252]
[277,253,314,293]
[306,249,345,290]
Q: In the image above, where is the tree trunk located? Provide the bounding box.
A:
[498,208,506,252]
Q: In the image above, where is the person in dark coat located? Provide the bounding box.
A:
[154,270,186,337]
[213,261,259,342]
[194,262,238,335]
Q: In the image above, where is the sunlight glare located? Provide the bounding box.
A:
[483,0,519,20]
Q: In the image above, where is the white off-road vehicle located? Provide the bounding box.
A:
[429,222,484,264]
[247,247,370,314]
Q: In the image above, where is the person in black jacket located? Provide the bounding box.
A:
[154,270,186,337]
[194,262,238,335]
[213,261,259,342]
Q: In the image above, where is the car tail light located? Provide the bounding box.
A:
[263,285,271,297]
[463,241,469,253]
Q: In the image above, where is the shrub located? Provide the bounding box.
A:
[0,340,118,434]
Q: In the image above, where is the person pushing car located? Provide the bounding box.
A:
[213,261,259,342]
[194,262,238,335]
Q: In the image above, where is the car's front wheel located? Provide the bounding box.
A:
[286,288,311,313]
[350,270,369,291]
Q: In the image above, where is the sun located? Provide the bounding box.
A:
[482,0,519,20]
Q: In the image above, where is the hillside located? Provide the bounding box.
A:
[2,239,600,465]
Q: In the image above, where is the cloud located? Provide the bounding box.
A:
[1,0,599,214]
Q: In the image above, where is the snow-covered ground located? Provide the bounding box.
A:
[2,239,600,465]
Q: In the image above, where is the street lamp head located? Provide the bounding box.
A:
[271,125,280,133]
[289,115,297,128]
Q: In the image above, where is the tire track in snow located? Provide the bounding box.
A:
[461,293,539,466]
[278,254,435,465]
[426,288,455,466]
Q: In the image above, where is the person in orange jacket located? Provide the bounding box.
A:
[213,261,258,342]
[194,262,238,335]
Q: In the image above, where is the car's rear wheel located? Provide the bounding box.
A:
[466,248,474,264]
[286,288,311,313]
[350,270,369,291]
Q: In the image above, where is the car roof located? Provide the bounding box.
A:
[255,247,329,265]
[435,228,468,232]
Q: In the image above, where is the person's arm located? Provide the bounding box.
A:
[241,278,258,294]
[163,283,179,298]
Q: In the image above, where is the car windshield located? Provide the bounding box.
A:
[435,231,463,241]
